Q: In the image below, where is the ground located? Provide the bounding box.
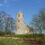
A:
[0,34,45,45]
[0,37,45,45]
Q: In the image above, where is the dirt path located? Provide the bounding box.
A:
[23,39,45,45]
[0,37,19,39]
[0,37,45,45]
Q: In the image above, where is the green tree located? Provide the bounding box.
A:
[31,9,45,38]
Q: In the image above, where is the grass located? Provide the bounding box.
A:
[0,39,27,45]
[0,34,45,45]
[0,38,45,45]
[0,34,45,38]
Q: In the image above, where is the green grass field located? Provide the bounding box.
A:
[0,34,45,45]
[0,39,27,45]
[0,38,45,45]
[0,34,45,38]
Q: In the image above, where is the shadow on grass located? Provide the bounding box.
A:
[23,39,45,45]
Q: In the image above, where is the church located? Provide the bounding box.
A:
[15,12,32,34]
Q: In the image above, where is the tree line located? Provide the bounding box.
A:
[0,8,45,35]
[0,11,15,35]
[31,8,45,34]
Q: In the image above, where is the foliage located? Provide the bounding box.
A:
[31,9,45,34]
[0,39,27,45]
[0,34,44,38]
[0,11,15,34]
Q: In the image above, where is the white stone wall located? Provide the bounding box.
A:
[16,12,32,34]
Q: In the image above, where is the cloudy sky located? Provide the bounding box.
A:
[0,0,45,25]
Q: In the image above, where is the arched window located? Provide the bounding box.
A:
[18,20,20,22]
[18,14,20,17]
[18,26,20,29]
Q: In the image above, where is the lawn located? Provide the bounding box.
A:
[0,34,45,39]
[0,34,45,45]
[0,39,45,45]
[0,39,27,45]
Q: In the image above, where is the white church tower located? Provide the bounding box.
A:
[16,12,25,34]
[16,12,32,34]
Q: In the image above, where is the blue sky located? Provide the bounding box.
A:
[0,0,45,25]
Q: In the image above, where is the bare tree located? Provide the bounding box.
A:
[31,9,45,38]
[5,16,15,34]
[0,11,15,34]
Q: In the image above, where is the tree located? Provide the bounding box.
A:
[31,9,45,39]
[0,11,15,34]
[0,12,5,32]
[5,16,15,34]
[32,9,45,34]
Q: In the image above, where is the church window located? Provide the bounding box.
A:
[18,14,20,17]
[18,20,20,22]
[18,26,20,29]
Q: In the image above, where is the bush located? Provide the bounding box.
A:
[0,32,6,35]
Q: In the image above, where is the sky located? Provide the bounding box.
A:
[0,0,45,25]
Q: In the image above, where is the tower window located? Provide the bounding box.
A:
[18,14,20,17]
[18,26,20,29]
[18,20,20,22]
